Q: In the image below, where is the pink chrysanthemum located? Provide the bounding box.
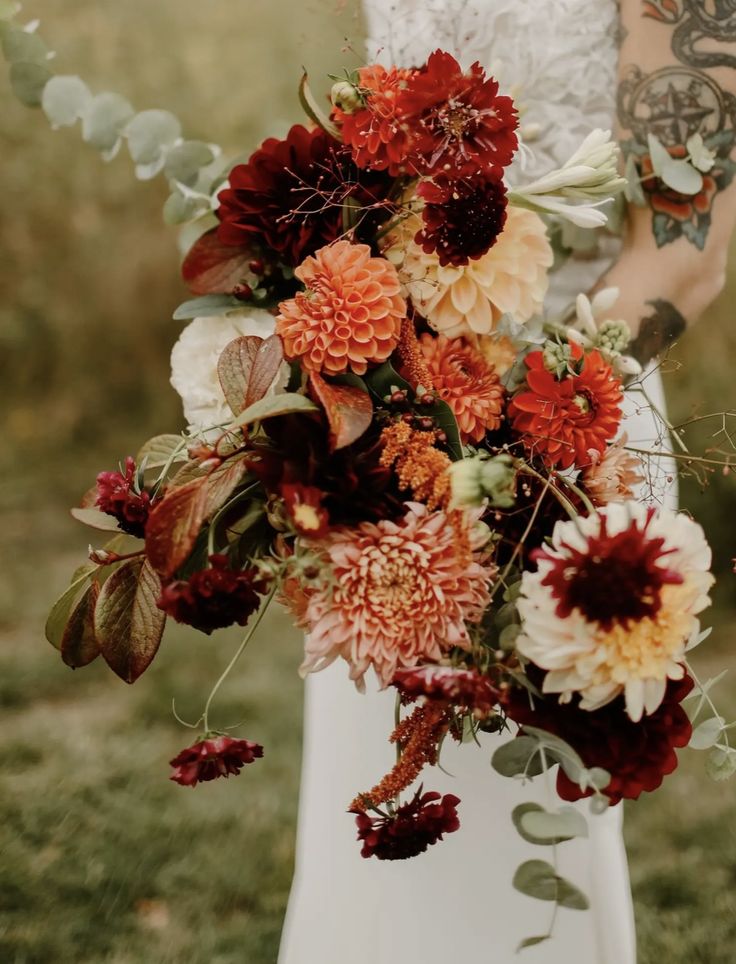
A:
[276,240,405,375]
[581,434,645,506]
[297,503,494,687]
[419,333,505,443]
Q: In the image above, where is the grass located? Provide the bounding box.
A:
[2,2,736,962]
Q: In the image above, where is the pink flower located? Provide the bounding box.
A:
[581,435,644,506]
[298,503,494,687]
[169,735,263,787]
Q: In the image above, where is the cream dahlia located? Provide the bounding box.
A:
[419,333,505,443]
[383,206,552,338]
[517,503,713,721]
[581,435,645,506]
[276,240,405,375]
[297,503,495,688]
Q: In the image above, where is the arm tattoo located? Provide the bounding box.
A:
[629,298,687,364]
[617,3,736,249]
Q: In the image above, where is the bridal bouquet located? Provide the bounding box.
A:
[19,14,731,922]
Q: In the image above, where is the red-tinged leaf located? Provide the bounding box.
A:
[46,566,96,649]
[202,456,249,517]
[94,558,166,683]
[245,334,284,407]
[61,581,101,669]
[309,373,373,450]
[218,337,263,416]
[80,485,98,509]
[168,459,208,489]
[71,507,126,532]
[145,478,208,578]
[181,228,255,295]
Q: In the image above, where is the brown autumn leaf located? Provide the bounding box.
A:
[61,580,101,669]
[309,373,373,450]
[181,227,255,295]
[145,478,208,578]
[217,336,262,416]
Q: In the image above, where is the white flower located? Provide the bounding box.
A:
[569,289,642,377]
[170,309,286,432]
[517,503,713,721]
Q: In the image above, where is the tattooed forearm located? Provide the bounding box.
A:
[617,5,736,249]
[629,298,687,364]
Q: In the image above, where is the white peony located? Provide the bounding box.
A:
[170,309,286,432]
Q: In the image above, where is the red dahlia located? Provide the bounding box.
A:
[508,342,623,469]
[334,64,415,176]
[353,788,461,860]
[157,554,264,635]
[392,665,499,715]
[503,674,694,804]
[216,125,390,267]
[400,50,518,177]
[95,456,151,538]
[416,173,508,266]
[169,735,263,787]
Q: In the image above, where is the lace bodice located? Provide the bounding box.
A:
[363,0,620,182]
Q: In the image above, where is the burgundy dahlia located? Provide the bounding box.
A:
[216,124,391,267]
[503,673,695,804]
[95,456,151,538]
[157,554,264,635]
[353,788,461,860]
[169,735,264,787]
[401,50,518,177]
[392,665,499,716]
[416,174,508,266]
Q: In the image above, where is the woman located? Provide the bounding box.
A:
[279,1,736,961]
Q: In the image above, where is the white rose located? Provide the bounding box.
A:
[170,309,287,433]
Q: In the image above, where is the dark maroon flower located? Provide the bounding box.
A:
[169,735,263,787]
[157,554,264,635]
[537,508,684,631]
[352,788,461,860]
[216,125,391,267]
[416,174,508,266]
[392,665,499,715]
[95,456,151,538]
[503,673,695,804]
[400,50,518,177]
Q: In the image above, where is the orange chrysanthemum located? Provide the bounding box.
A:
[380,421,452,510]
[276,240,405,375]
[419,334,505,443]
[298,503,494,688]
[508,342,623,469]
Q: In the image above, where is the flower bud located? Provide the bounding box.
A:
[542,340,572,377]
[331,80,362,114]
[596,319,631,355]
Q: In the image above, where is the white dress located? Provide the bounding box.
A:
[279,2,672,960]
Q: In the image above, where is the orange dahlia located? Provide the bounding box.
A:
[276,240,405,375]
[419,334,505,443]
[298,503,494,688]
[508,342,623,469]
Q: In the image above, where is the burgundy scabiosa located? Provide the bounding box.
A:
[95,456,151,538]
[170,735,263,787]
[157,554,264,635]
[392,665,499,715]
[353,788,461,860]
[416,173,508,266]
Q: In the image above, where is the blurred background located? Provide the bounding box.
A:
[1,2,735,961]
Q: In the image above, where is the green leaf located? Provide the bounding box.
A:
[690,715,725,750]
[1,23,47,63]
[164,140,215,187]
[136,433,187,469]
[624,153,646,206]
[126,108,181,176]
[517,936,550,951]
[10,60,52,106]
[512,860,589,910]
[45,566,96,649]
[42,75,91,128]
[520,726,588,785]
[61,581,101,669]
[94,558,165,683]
[230,391,318,428]
[298,72,341,139]
[661,158,703,195]
[81,92,135,158]
[70,507,126,532]
[173,294,241,320]
[491,736,544,779]
[520,805,588,843]
[705,746,736,782]
[647,133,672,176]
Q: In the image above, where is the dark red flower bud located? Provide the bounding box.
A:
[95,457,151,538]
[169,735,263,787]
[232,283,254,301]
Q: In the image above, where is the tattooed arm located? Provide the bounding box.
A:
[601,0,736,364]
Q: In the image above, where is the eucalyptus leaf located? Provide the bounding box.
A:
[690,715,725,750]
[624,153,646,206]
[517,936,550,951]
[512,803,562,846]
[10,60,52,106]
[82,92,135,155]
[491,736,544,779]
[521,806,588,842]
[660,158,703,195]
[512,860,589,910]
[520,726,588,786]
[647,133,672,176]
[164,140,215,187]
[173,294,241,320]
[126,109,181,165]
[1,22,47,63]
[42,74,91,128]
[705,746,736,782]
[163,188,208,225]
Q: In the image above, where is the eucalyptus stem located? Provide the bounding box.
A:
[201,584,277,733]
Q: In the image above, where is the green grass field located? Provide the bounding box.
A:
[2,2,736,961]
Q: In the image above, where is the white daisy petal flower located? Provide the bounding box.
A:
[170,309,287,434]
[517,503,714,721]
